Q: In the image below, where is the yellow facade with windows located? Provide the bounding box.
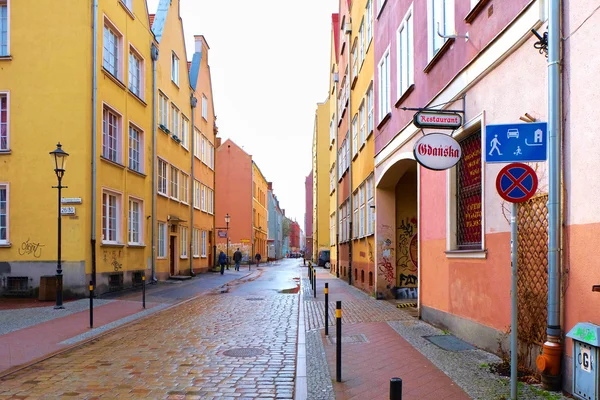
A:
[313,100,331,261]
[328,15,340,272]
[252,163,268,259]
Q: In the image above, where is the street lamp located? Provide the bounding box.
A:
[225,213,230,268]
[50,142,69,309]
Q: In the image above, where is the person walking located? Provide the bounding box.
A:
[255,252,262,268]
[233,248,242,272]
[218,251,227,275]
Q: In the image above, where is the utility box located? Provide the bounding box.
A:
[567,323,600,399]
[38,276,57,301]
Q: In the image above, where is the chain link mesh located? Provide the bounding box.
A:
[456,132,482,249]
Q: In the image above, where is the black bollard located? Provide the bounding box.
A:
[336,301,342,382]
[313,268,316,298]
[89,281,94,328]
[142,274,146,309]
[325,283,329,336]
[390,377,402,400]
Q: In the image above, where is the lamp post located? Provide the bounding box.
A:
[50,143,69,309]
[225,213,230,268]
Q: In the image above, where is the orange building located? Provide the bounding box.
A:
[215,139,268,262]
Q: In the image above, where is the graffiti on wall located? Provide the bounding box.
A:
[103,250,123,271]
[216,243,252,262]
[368,241,374,262]
[397,217,418,289]
[18,238,45,258]
[377,224,395,289]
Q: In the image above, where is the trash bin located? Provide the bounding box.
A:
[566,322,600,399]
[39,275,57,301]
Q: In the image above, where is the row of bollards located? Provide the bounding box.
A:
[316,267,402,399]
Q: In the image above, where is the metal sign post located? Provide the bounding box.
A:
[496,163,539,400]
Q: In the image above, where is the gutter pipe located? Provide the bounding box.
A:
[91,0,98,290]
[190,94,197,276]
[150,43,159,283]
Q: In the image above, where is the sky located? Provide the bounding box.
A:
[147,0,338,227]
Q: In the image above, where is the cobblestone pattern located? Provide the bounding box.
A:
[0,294,299,399]
[388,320,570,400]
[306,330,334,400]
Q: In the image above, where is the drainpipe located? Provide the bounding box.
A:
[91,0,98,290]
[189,94,197,277]
[536,0,562,391]
[334,70,340,279]
[346,20,353,287]
[150,43,159,283]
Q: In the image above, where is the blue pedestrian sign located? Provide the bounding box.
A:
[485,122,547,163]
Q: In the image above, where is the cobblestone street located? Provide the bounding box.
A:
[0,262,301,399]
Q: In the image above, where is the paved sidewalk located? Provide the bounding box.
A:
[303,266,570,400]
[0,269,252,377]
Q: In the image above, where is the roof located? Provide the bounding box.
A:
[332,14,340,64]
[151,0,170,43]
[189,51,202,91]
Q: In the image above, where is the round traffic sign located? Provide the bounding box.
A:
[495,163,538,203]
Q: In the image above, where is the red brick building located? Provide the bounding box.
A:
[289,221,300,252]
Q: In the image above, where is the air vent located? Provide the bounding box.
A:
[6,276,30,296]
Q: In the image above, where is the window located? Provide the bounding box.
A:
[456,131,482,249]
[102,106,120,163]
[180,173,189,204]
[102,191,120,243]
[158,222,166,258]
[207,188,214,214]
[201,185,206,212]
[0,184,7,243]
[181,115,189,149]
[194,129,201,158]
[367,176,374,235]
[122,0,133,10]
[158,158,168,196]
[359,101,366,147]
[359,20,365,66]
[329,165,335,194]
[128,125,142,172]
[170,166,179,200]
[0,1,8,56]
[397,6,414,98]
[377,0,387,16]
[158,92,168,128]
[103,22,121,78]
[202,95,208,120]
[180,226,188,258]
[170,104,180,138]
[329,118,335,144]
[128,198,142,245]
[429,0,455,58]
[193,180,201,209]
[359,185,366,237]
[366,0,373,45]
[330,213,335,245]
[353,192,359,238]
[209,144,215,170]
[128,49,142,98]
[201,231,207,257]
[171,52,179,85]
[0,93,8,151]
[352,115,358,158]
[192,228,200,257]
[352,45,358,81]
[378,50,391,121]
[367,84,374,134]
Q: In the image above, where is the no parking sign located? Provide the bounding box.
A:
[495,163,538,203]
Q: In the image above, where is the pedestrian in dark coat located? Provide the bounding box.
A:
[218,251,227,275]
[233,248,243,271]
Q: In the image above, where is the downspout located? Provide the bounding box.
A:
[536,0,562,391]
[335,71,340,279]
[189,94,197,277]
[91,0,98,290]
[150,43,159,283]
[346,21,353,287]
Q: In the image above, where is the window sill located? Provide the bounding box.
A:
[424,39,455,73]
[170,197,180,202]
[0,56,12,61]
[128,244,146,248]
[127,168,146,178]
[193,256,200,259]
[101,243,126,248]
[118,1,136,19]
[376,112,391,130]
[0,150,11,155]
[158,125,171,135]
[350,75,358,89]
[100,156,126,169]
[359,142,366,151]
[180,256,189,260]
[158,192,169,199]
[366,129,374,140]
[201,256,207,259]
[127,90,147,107]
[0,242,12,248]
[465,0,491,24]
[395,84,415,108]
[102,68,126,90]
[171,80,180,89]
[445,249,487,259]
[352,152,359,161]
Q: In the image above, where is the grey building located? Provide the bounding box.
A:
[267,183,284,260]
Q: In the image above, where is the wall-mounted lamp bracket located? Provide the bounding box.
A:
[531,29,548,58]
[437,23,469,41]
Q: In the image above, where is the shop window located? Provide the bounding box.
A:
[456,131,482,249]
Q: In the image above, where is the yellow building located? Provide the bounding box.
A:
[312,100,331,262]
[349,0,375,293]
[252,163,268,258]
[328,13,340,274]
[0,0,154,296]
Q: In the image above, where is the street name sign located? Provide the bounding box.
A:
[486,122,547,163]
[413,111,462,129]
[496,163,538,203]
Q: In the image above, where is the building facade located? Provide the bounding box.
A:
[267,183,284,260]
[304,171,313,260]
[328,13,340,274]
[252,162,268,259]
[312,100,331,262]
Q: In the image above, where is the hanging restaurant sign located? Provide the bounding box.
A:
[413,111,462,129]
[413,133,462,171]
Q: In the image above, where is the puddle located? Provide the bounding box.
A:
[279,284,300,294]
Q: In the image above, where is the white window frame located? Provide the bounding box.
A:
[171,52,179,86]
[194,128,201,159]
[202,95,208,120]
[170,166,179,200]
[157,221,167,258]
[158,158,168,196]
[359,185,366,237]
[210,143,215,170]
[180,226,188,259]
[158,91,169,128]
[329,118,335,144]
[192,228,200,258]
[200,136,206,164]
[201,185,207,212]
[377,0,387,17]
[330,213,335,245]
[359,19,365,67]
[103,18,123,80]
[359,100,366,148]
[352,114,358,158]
[0,92,9,151]
[0,183,8,244]
[353,192,359,238]
[128,46,144,99]
[208,188,214,214]
[180,173,189,204]
[352,44,358,81]
[181,115,189,149]
[201,231,207,257]
[397,5,414,100]
[367,175,375,235]
[366,0,373,46]
[102,104,122,163]
[128,123,143,173]
[193,180,201,209]
[171,104,180,138]
[122,0,133,11]
[378,48,391,122]
[128,197,143,245]
[102,190,122,244]
[0,0,10,57]
[428,0,455,60]
[367,83,374,135]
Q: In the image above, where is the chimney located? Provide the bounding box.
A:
[194,35,203,54]
[268,182,273,191]
[216,137,222,147]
